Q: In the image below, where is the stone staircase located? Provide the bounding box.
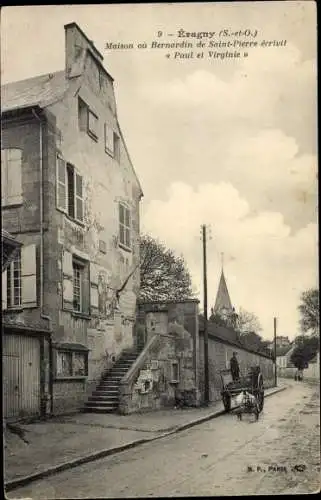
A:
[84,347,143,413]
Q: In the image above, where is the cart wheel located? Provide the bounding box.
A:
[222,393,231,412]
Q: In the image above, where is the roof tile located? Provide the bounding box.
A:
[1,71,67,112]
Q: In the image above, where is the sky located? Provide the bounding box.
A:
[1,2,318,341]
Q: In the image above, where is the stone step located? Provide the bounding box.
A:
[84,399,118,408]
[97,383,119,388]
[93,389,119,395]
[84,406,117,413]
[101,382,122,388]
[108,370,129,376]
[98,386,121,391]
[88,395,119,402]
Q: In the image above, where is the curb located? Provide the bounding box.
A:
[5,384,287,492]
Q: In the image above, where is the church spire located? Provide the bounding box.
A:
[213,266,233,316]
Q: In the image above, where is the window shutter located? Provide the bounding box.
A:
[21,244,37,308]
[75,173,84,222]
[104,123,114,154]
[8,149,23,205]
[2,149,22,205]
[56,155,67,211]
[63,250,73,311]
[1,153,7,203]
[90,263,99,316]
[2,269,7,310]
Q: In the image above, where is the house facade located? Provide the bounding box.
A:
[2,22,143,419]
[276,344,295,369]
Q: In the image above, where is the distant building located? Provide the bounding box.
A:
[275,336,291,347]
[276,344,295,368]
[211,268,237,328]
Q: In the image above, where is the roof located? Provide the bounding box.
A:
[53,342,89,352]
[199,316,272,359]
[213,270,233,314]
[276,345,294,357]
[1,71,67,113]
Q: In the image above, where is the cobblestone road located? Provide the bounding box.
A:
[9,380,320,498]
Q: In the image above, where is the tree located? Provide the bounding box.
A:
[235,308,263,335]
[290,335,319,370]
[139,234,193,302]
[298,288,319,336]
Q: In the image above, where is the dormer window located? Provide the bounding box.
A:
[78,97,98,141]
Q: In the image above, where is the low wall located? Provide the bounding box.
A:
[52,380,87,414]
[277,367,297,379]
[199,333,275,403]
[119,323,199,415]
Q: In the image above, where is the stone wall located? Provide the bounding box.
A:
[199,333,275,403]
[119,320,199,414]
[52,380,87,414]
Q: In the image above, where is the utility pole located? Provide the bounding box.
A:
[274,317,277,387]
[201,224,209,404]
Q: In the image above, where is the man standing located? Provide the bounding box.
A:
[230,352,240,381]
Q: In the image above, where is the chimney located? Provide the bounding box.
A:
[64,22,104,78]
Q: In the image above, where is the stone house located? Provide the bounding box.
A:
[276,344,295,369]
[1,22,143,419]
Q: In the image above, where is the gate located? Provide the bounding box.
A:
[3,334,41,419]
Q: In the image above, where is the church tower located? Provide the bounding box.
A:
[213,269,234,319]
[211,256,237,328]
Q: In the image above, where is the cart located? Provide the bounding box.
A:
[220,366,264,419]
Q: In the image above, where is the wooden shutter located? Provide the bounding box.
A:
[1,152,7,203]
[2,269,7,310]
[56,155,67,211]
[104,123,114,154]
[82,263,90,315]
[21,244,37,308]
[63,250,73,311]
[75,173,84,222]
[2,149,22,205]
[90,262,99,316]
[8,149,23,205]
[125,208,131,248]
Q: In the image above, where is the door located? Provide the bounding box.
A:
[3,353,20,418]
[3,334,41,419]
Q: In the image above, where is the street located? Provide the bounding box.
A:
[9,380,320,498]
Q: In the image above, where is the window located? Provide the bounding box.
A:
[1,148,23,205]
[78,97,98,140]
[119,203,131,250]
[73,260,84,312]
[104,124,120,161]
[56,351,73,377]
[56,157,84,223]
[55,350,88,378]
[6,251,22,308]
[171,361,179,382]
[74,352,86,376]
